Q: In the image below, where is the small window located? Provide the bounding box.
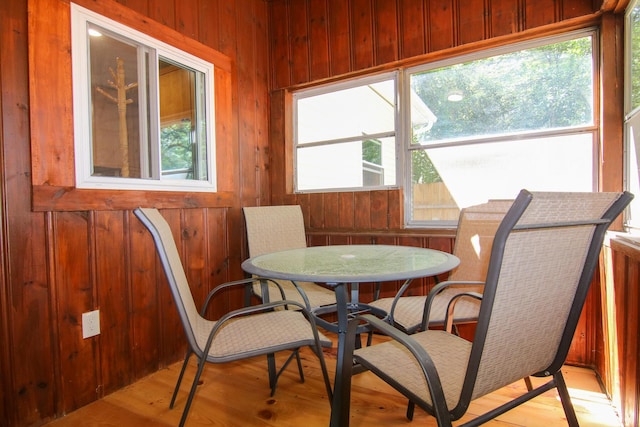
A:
[293,73,398,192]
[71,4,215,192]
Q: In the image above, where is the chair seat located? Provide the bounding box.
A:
[200,310,332,362]
[369,287,482,332]
[355,330,471,409]
[252,279,337,309]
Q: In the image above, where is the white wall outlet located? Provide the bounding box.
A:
[82,309,100,339]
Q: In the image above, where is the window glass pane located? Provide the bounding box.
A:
[159,59,207,181]
[410,36,594,146]
[297,136,396,190]
[297,79,395,145]
[88,25,142,178]
[630,3,640,112]
[294,75,397,191]
[411,133,594,222]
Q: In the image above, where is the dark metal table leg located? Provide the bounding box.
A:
[330,283,353,427]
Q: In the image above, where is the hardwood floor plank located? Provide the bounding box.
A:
[44,334,621,427]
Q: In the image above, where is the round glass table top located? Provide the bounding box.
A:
[241,244,460,284]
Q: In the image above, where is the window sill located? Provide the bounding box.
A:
[32,185,235,211]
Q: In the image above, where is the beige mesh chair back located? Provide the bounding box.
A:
[243,205,336,309]
[134,207,332,427]
[349,190,633,426]
[368,200,512,334]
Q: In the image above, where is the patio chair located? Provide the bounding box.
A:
[134,207,333,427]
[243,205,337,309]
[346,190,633,426]
[368,200,512,335]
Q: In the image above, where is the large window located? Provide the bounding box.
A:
[407,32,596,225]
[625,1,640,233]
[293,31,597,227]
[71,4,215,192]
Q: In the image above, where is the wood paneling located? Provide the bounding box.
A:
[600,238,640,427]
[1,0,269,425]
[0,1,634,427]
[266,0,617,379]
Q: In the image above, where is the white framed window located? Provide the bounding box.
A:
[71,4,216,192]
[292,30,597,227]
[293,72,399,192]
[406,30,597,226]
[625,1,640,234]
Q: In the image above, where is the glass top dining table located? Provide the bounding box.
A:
[241,244,460,426]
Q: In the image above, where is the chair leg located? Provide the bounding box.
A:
[554,371,579,427]
[268,349,305,397]
[406,400,415,421]
[179,356,208,427]
[294,350,305,383]
[170,350,193,409]
[524,376,533,391]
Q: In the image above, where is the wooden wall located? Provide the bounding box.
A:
[0,1,635,427]
[264,0,627,385]
[0,0,270,426]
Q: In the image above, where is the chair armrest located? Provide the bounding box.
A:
[421,280,485,331]
[201,277,287,315]
[350,314,452,426]
[443,291,483,333]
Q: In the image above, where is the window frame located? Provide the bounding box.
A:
[625,0,640,234]
[292,71,401,193]
[403,29,599,227]
[71,4,216,193]
[28,0,235,211]
[289,29,599,228]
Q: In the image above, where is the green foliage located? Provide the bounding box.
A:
[412,36,593,143]
[409,36,593,184]
[160,121,193,172]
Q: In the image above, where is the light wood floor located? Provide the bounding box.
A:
[45,333,622,427]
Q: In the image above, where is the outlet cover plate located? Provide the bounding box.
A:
[82,309,100,339]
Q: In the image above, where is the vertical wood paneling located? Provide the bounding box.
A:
[370,191,388,229]
[54,212,97,413]
[309,194,325,229]
[373,0,399,65]
[524,0,557,28]
[323,193,340,229]
[428,0,456,52]
[351,0,375,70]
[128,211,160,379]
[327,0,352,76]
[1,0,269,424]
[269,0,291,89]
[398,0,426,59]
[354,192,372,229]
[94,211,132,395]
[309,0,330,81]
[2,1,56,424]
[457,0,487,44]
[338,192,355,228]
[175,0,198,39]
[206,208,231,318]
[489,0,522,37]
[148,0,174,28]
[290,2,310,85]
[198,0,219,48]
